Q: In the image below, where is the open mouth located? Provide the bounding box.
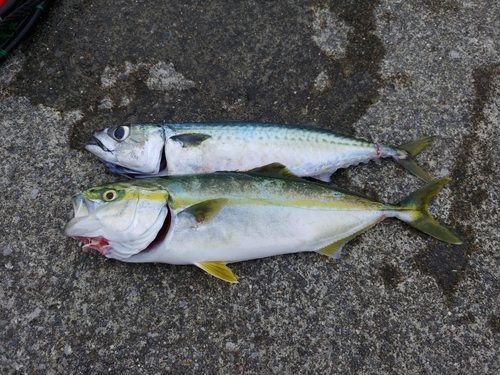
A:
[67,196,172,259]
[74,236,111,256]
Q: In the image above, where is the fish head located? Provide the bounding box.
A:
[64,180,170,260]
[85,124,166,177]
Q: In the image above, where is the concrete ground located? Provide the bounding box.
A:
[1,0,499,373]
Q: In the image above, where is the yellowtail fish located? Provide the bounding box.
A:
[64,166,461,282]
[86,122,435,182]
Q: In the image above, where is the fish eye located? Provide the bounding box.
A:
[109,125,130,141]
[102,190,118,202]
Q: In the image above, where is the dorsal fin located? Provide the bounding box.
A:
[195,261,239,283]
[248,163,299,178]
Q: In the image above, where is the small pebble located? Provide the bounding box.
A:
[29,307,41,321]
[31,189,39,199]
[3,246,12,256]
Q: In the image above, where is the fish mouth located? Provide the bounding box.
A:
[92,134,111,152]
[70,208,170,258]
[86,137,167,179]
[65,193,171,259]
[74,236,112,256]
[85,134,112,154]
[65,196,113,256]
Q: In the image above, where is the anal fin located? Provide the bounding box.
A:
[196,261,239,283]
[318,241,345,260]
[317,217,385,259]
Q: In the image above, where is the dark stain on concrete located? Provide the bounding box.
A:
[455,311,476,326]
[310,0,385,134]
[413,241,471,308]
[490,315,500,334]
[414,64,497,308]
[378,263,404,289]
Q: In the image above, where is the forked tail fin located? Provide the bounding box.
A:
[395,178,462,244]
[393,136,436,183]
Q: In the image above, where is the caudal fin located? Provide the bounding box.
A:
[393,137,436,183]
[395,178,462,244]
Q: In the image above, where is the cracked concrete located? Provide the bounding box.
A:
[1,0,499,374]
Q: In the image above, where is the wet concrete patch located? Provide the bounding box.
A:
[9,0,386,149]
[490,315,500,334]
[415,64,498,308]
[378,263,404,289]
[309,0,384,133]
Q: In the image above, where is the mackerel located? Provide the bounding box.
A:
[86,122,435,182]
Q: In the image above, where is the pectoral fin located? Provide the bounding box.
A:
[248,163,299,178]
[318,217,385,259]
[196,261,239,283]
[180,198,229,224]
[170,133,211,147]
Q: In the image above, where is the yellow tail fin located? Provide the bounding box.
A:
[393,137,436,183]
[396,178,462,244]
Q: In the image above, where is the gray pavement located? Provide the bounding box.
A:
[1,1,499,374]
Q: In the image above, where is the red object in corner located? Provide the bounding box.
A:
[0,0,8,9]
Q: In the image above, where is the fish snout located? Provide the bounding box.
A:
[72,194,92,218]
[64,195,97,237]
[85,131,117,157]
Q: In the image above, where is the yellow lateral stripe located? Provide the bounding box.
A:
[122,191,168,201]
[169,195,383,211]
